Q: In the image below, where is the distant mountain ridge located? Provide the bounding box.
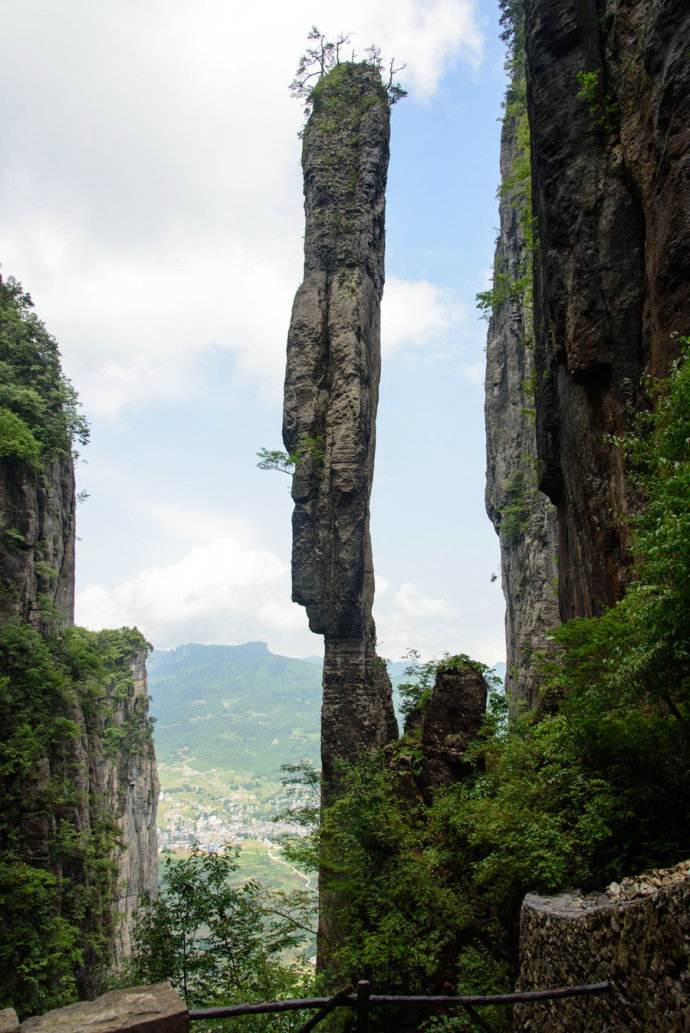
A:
[148,643,506,781]
[148,642,323,778]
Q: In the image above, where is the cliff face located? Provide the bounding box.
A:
[98,647,159,963]
[0,279,158,1011]
[283,62,398,805]
[404,663,487,792]
[485,47,560,710]
[524,0,690,620]
[0,456,75,627]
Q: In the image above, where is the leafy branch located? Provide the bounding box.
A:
[256,434,325,475]
[289,26,407,118]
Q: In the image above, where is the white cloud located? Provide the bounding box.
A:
[2,1,483,417]
[382,277,468,359]
[462,359,485,385]
[76,533,312,652]
[393,581,457,619]
[375,573,391,594]
[373,578,505,666]
[348,0,483,98]
[134,501,256,546]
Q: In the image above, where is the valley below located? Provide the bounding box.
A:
[149,641,322,892]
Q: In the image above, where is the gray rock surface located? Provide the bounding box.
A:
[405,663,487,790]
[21,983,187,1033]
[283,60,398,972]
[283,62,398,805]
[484,36,560,710]
[0,454,75,627]
[525,0,690,620]
[100,649,160,963]
[0,1010,19,1033]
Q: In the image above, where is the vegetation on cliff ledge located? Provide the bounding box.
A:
[0,622,152,1018]
[0,276,88,468]
[282,343,690,1030]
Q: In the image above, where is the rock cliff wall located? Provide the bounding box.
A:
[0,278,158,1009]
[98,646,159,963]
[283,62,398,806]
[404,662,487,792]
[524,0,690,620]
[516,860,690,1032]
[0,455,75,627]
[485,34,560,710]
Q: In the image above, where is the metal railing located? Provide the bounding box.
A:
[189,978,611,1031]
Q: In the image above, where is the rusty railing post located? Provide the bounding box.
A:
[297,986,353,1033]
[355,980,371,1033]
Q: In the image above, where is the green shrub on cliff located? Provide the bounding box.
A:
[0,621,151,1017]
[0,275,88,466]
[130,845,315,1032]
[289,26,406,119]
[311,343,690,1015]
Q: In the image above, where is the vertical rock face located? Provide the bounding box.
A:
[524,0,690,620]
[99,649,159,962]
[0,279,158,1007]
[0,456,75,627]
[485,46,560,710]
[283,62,398,804]
[404,663,488,791]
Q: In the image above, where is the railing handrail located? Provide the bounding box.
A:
[188,979,611,1020]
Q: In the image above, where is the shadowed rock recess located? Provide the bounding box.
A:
[525,0,690,620]
[283,61,398,809]
[484,32,559,710]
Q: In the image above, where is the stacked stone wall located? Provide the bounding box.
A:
[516,860,690,1031]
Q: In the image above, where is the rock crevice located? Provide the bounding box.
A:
[524,0,690,619]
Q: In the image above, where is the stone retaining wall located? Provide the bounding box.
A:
[516,860,690,1031]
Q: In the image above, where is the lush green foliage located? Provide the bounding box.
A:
[148,642,323,776]
[397,651,496,722]
[576,69,620,135]
[498,0,525,60]
[131,846,315,1032]
[0,620,151,1017]
[290,26,406,120]
[0,276,88,467]
[311,346,690,1026]
[257,434,325,477]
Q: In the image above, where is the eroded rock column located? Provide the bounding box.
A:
[283,62,397,814]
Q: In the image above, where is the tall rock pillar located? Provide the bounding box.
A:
[283,61,398,959]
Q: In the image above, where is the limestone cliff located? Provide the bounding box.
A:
[0,278,158,1011]
[283,62,398,806]
[524,0,690,620]
[404,662,487,792]
[0,454,75,627]
[98,646,159,964]
[0,277,77,628]
[484,36,560,710]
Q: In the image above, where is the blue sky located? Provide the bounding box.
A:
[2,1,508,664]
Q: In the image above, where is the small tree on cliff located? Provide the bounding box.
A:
[289,26,407,117]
